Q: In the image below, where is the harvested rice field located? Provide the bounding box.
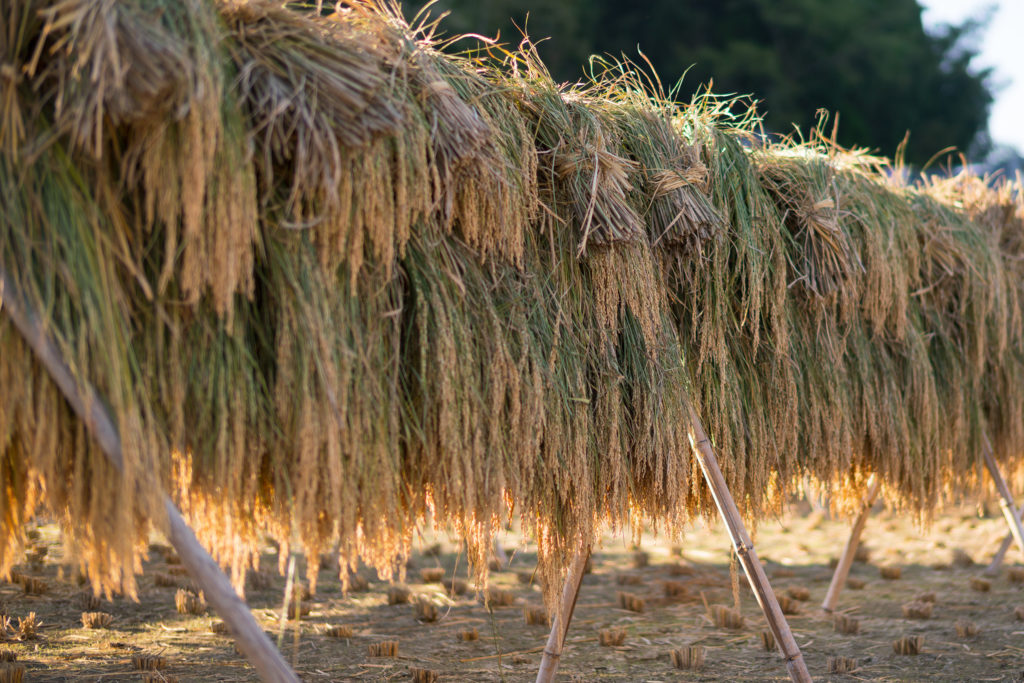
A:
[5,501,1024,681]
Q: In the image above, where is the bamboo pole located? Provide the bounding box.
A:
[687,406,812,683]
[984,512,1021,576]
[982,438,1024,573]
[0,270,299,683]
[535,546,591,683]
[822,475,879,612]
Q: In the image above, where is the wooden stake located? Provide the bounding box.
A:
[822,475,880,612]
[0,270,299,683]
[982,437,1024,573]
[984,514,1020,576]
[687,407,812,683]
[535,546,590,683]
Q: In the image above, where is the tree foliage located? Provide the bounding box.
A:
[407,0,994,165]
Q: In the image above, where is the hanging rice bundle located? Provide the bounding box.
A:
[586,60,720,253]
[0,142,159,597]
[221,0,406,276]
[502,46,644,253]
[28,0,261,316]
[757,149,862,307]
[2,0,1024,607]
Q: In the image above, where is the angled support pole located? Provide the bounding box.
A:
[822,474,880,613]
[535,546,591,683]
[687,406,812,683]
[984,508,1023,576]
[0,270,299,683]
[982,437,1024,576]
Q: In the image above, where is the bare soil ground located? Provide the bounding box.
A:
[4,501,1024,681]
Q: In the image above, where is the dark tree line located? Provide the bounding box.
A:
[405,0,995,166]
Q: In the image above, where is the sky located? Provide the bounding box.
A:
[919,0,1024,154]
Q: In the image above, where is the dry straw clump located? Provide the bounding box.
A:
[142,676,178,683]
[617,592,646,613]
[709,604,744,629]
[893,635,924,655]
[786,586,810,601]
[325,624,353,638]
[970,577,991,592]
[75,592,101,611]
[668,563,695,576]
[599,627,627,646]
[81,611,113,629]
[0,665,24,683]
[775,594,799,615]
[457,628,479,642]
[952,549,975,567]
[827,657,858,674]
[131,654,167,671]
[847,577,866,590]
[955,619,979,638]
[901,601,933,619]
[759,630,775,651]
[410,668,439,683]
[484,587,516,608]
[174,589,206,616]
[419,568,444,583]
[834,613,860,635]
[524,606,549,626]
[663,580,688,598]
[670,645,705,671]
[154,573,179,588]
[347,574,370,592]
[1,0,1023,612]
[15,614,37,641]
[368,640,399,658]
[879,566,902,580]
[1008,567,1024,583]
[413,598,438,623]
[387,586,412,605]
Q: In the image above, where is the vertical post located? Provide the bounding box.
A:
[535,546,591,683]
[822,475,880,612]
[687,407,812,683]
[982,438,1024,566]
[0,270,300,683]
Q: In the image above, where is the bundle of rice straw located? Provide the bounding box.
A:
[0,0,1022,606]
